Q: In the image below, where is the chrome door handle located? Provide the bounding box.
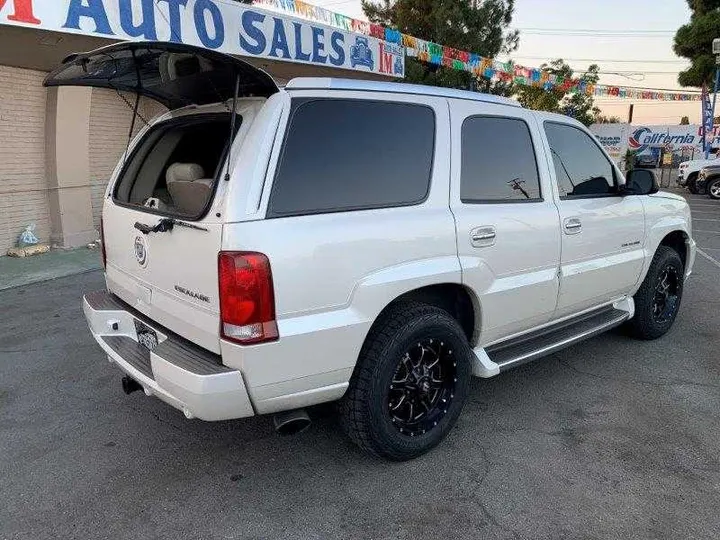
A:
[471,227,496,247]
[563,218,582,235]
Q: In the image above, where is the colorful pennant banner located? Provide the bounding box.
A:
[252,0,701,102]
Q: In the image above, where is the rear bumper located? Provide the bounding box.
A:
[83,291,255,421]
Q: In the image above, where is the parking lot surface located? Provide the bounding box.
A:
[1,193,719,540]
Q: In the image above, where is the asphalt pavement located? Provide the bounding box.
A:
[1,192,719,540]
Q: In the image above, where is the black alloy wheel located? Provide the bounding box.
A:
[627,246,685,340]
[652,265,680,324]
[340,302,472,461]
[388,339,457,437]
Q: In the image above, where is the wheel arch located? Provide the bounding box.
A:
[364,283,480,348]
[632,212,693,295]
[659,230,689,268]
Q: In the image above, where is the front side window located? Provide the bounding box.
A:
[268,99,435,217]
[461,116,541,203]
[544,122,617,198]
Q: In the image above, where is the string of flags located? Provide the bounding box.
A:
[251,0,702,102]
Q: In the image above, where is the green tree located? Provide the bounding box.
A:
[515,59,601,126]
[362,0,518,94]
[673,0,720,87]
[680,115,690,124]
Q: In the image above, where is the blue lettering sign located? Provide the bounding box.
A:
[293,22,310,61]
[239,10,266,55]
[64,0,113,35]
[119,0,157,40]
[269,18,290,59]
[194,0,224,49]
[156,0,188,43]
[311,26,327,64]
[329,31,345,66]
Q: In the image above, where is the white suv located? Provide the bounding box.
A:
[46,42,696,461]
[678,153,719,192]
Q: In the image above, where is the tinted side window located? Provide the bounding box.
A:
[461,116,541,202]
[544,122,617,198]
[268,99,435,217]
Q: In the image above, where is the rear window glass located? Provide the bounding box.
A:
[114,114,234,219]
[268,99,435,217]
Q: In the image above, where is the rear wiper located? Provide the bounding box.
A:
[134,218,208,235]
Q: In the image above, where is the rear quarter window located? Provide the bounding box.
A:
[267,99,436,217]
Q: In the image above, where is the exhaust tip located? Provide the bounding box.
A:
[273,409,311,436]
[121,376,142,395]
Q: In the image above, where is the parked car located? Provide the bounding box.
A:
[697,165,720,199]
[634,150,657,168]
[46,41,696,461]
[678,152,719,192]
[350,36,374,70]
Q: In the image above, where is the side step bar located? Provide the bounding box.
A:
[472,300,633,377]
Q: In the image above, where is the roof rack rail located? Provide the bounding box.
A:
[285,78,522,107]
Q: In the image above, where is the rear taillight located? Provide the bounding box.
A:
[218,252,278,345]
[100,217,107,269]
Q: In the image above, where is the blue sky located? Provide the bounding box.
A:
[308,0,699,124]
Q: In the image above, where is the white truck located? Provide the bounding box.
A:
[678,154,719,192]
[46,42,696,461]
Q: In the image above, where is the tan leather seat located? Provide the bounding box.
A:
[166,163,214,215]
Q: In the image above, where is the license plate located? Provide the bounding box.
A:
[134,319,158,351]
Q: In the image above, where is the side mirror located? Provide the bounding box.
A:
[624,169,659,195]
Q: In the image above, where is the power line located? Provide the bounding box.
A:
[286,3,680,39]
[598,70,681,75]
[508,55,688,64]
[313,0,359,6]
[516,30,674,37]
[515,27,675,34]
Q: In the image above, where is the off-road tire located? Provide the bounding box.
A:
[626,246,684,340]
[339,302,473,461]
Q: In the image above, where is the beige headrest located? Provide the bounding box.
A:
[166,163,204,184]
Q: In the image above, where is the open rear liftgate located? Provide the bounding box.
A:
[44,41,282,421]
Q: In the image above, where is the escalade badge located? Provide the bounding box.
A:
[134,236,148,267]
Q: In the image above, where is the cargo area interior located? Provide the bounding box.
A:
[114,114,234,218]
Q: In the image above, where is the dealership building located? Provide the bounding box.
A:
[0,0,403,255]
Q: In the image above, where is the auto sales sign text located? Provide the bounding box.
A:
[0,0,404,77]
